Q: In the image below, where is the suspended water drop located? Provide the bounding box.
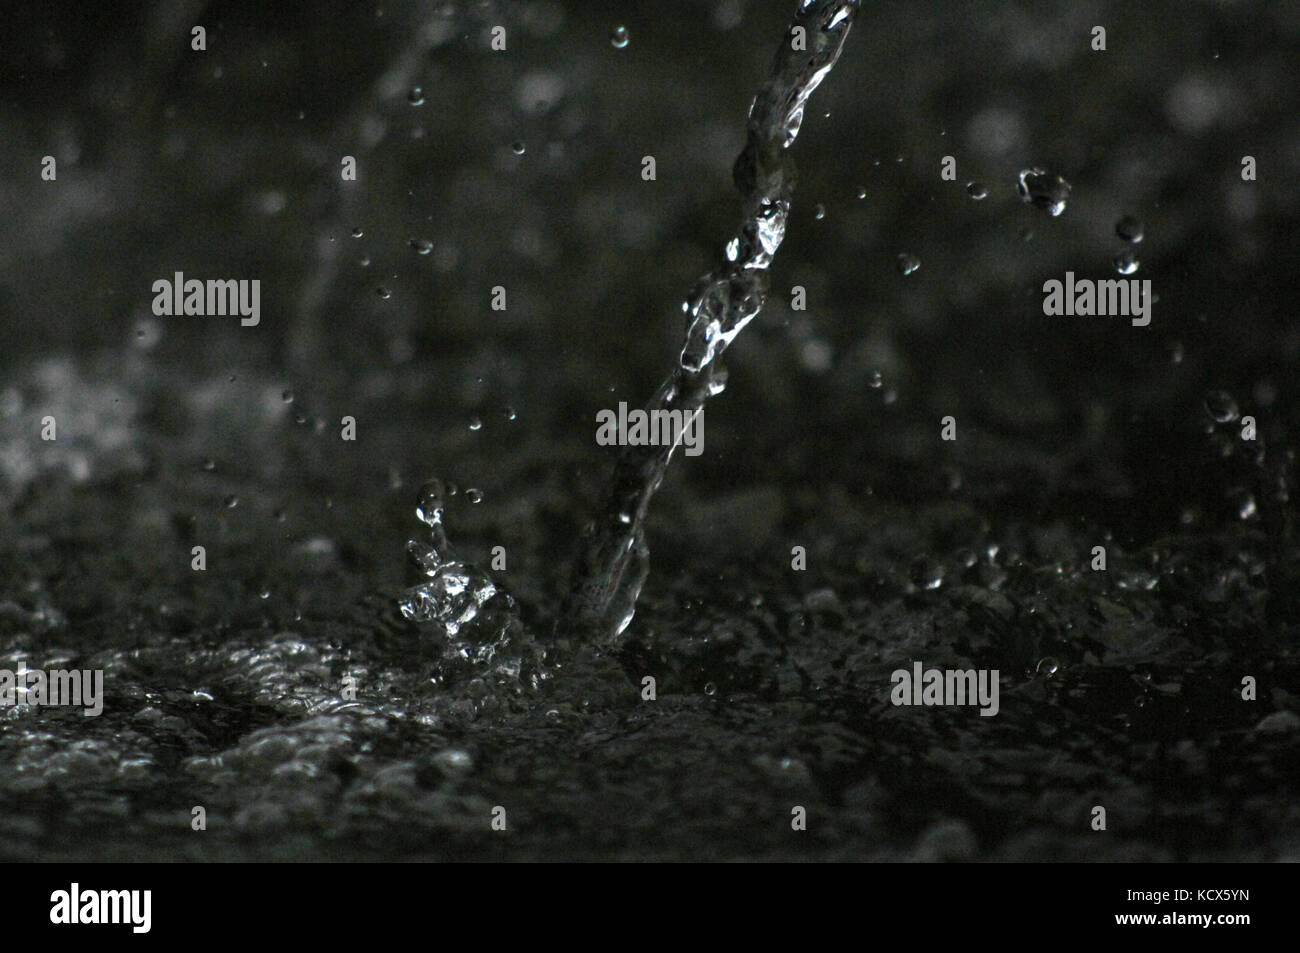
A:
[1168,340,1184,365]
[376,286,391,299]
[350,227,363,238]
[281,389,294,403]
[407,87,425,105]
[813,203,826,220]
[910,557,944,590]
[1204,390,1239,423]
[1115,215,1145,243]
[896,253,921,276]
[409,238,433,255]
[416,480,445,528]
[868,370,883,389]
[610,25,629,48]
[201,458,216,472]
[1113,250,1140,275]
[504,405,517,421]
[965,181,988,200]
[1036,657,1060,678]
[224,495,239,509]
[468,416,483,431]
[510,140,526,155]
[856,186,867,199]
[703,682,717,696]
[1016,167,1071,216]
[465,488,483,504]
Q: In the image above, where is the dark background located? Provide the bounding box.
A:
[0,0,1296,860]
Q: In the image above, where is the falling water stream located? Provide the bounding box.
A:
[560,0,862,645]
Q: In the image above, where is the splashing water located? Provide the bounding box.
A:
[560,0,862,646]
[1016,167,1071,216]
[398,480,544,695]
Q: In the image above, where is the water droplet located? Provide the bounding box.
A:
[510,140,526,155]
[910,557,944,590]
[281,389,294,403]
[376,286,391,299]
[1115,215,1145,243]
[965,181,988,200]
[1113,250,1139,275]
[868,370,883,389]
[1234,490,1257,520]
[896,253,921,276]
[416,480,445,527]
[468,416,483,431]
[1204,390,1239,423]
[409,238,433,255]
[856,186,867,199]
[350,227,363,238]
[224,495,239,508]
[408,87,425,106]
[201,458,215,472]
[1168,340,1184,365]
[465,488,483,504]
[1036,656,1060,678]
[813,203,826,220]
[703,682,717,696]
[259,589,270,600]
[610,25,629,48]
[1016,168,1071,216]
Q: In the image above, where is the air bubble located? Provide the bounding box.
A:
[224,495,239,509]
[468,417,483,431]
[350,227,363,238]
[409,238,433,255]
[510,141,526,155]
[610,26,629,48]
[408,87,425,106]
[1036,657,1060,678]
[281,390,294,403]
[465,488,483,504]
[376,286,391,299]
[896,253,921,276]
[813,203,826,220]
[965,181,988,200]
